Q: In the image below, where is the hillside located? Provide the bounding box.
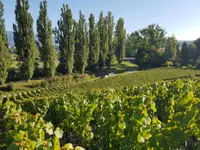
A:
[6,31,56,47]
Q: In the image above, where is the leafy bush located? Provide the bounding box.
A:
[162,61,173,67]
[40,80,49,88]
[186,64,194,69]
[14,78,200,149]
[2,101,85,150]
[6,83,15,91]
[196,59,200,69]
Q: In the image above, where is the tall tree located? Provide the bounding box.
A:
[37,0,57,77]
[106,11,114,67]
[0,0,9,84]
[13,0,38,80]
[54,4,76,74]
[88,13,100,71]
[174,44,181,66]
[115,18,126,64]
[194,38,200,59]
[125,33,140,57]
[164,36,178,62]
[74,11,89,74]
[98,11,109,69]
[181,42,189,65]
[188,43,197,65]
[139,24,166,49]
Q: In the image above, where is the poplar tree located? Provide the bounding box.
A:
[115,18,126,64]
[88,13,100,71]
[0,0,9,84]
[37,0,57,77]
[98,11,109,69]
[106,11,114,67]
[181,42,189,65]
[13,0,38,80]
[54,4,75,74]
[74,11,89,74]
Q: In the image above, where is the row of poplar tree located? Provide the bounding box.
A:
[0,0,126,84]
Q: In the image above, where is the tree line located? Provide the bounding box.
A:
[126,24,200,69]
[0,0,126,84]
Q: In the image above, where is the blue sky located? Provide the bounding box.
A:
[3,0,200,40]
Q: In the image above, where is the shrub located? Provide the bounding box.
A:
[6,83,15,91]
[40,81,49,88]
[196,59,200,69]
[186,64,194,69]
[163,61,173,67]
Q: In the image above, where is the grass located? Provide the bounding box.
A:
[109,61,138,73]
[2,61,137,91]
[94,61,138,76]
[11,79,44,90]
[66,68,200,93]
[0,74,95,92]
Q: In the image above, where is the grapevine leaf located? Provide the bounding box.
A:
[75,146,85,150]
[137,132,145,143]
[45,122,54,135]
[54,127,63,139]
[62,143,74,149]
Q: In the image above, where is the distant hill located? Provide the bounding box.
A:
[6,31,14,47]
[6,31,194,49]
[6,31,56,48]
[178,40,194,47]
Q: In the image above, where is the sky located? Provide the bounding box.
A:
[3,0,200,40]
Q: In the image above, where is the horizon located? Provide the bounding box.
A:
[3,0,200,41]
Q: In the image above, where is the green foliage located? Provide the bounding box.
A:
[13,0,38,80]
[194,38,200,59]
[106,11,115,67]
[115,18,126,64]
[139,24,167,49]
[4,78,200,149]
[0,35,9,85]
[54,4,76,74]
[134,24,168,68]
[0,0,9,85]
[188,43,197,65]
[2,100,84,150]
[37,0,57,77]
[3,68,200,102]
[186,64,194,69]
[88,13,100,71]
[132,24,180,69]
[74,11,89,74]
[163,61,173,67]
[98,11,109,69]
[196,58,200,69]
[181,42,197,66]
[136,41,165,69]
[6,83,15,91]
[174,45,181,66]
[164,36,178,62]
[125,33,140,57]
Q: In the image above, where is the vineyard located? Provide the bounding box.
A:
[1,77,200,149]
[2,68,200,102]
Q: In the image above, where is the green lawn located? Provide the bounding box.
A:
[94,61,138,76]
[110,61,138,73]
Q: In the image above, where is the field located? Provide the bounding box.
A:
[2,68,200,102]
[70,68,200,93]
[2,68,200,149]
[3,61,137,91]
[1,77,200,149]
